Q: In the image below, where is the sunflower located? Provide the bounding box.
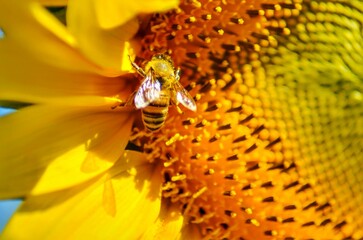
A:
[0,0,182,239]
[1,0,363,239]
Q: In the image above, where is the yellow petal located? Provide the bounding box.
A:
[67,0,139,71]
[39,0,68,6]
[0,1,101,73]
[0,1,132,104]
[141,202,184,240]
[0,41,130,104]
[93,0,180,29]
[1,152,162,240]
[0,105,133,198]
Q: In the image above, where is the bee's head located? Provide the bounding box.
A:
[152,53,174,64]
[146,54,176,79]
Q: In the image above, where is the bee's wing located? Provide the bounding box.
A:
[174,82,197,111]
[134,69,161,109]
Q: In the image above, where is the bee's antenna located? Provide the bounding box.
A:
[128,55,146,77]
[128,55,133,63]
[175,67,181,81]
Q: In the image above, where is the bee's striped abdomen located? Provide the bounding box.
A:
[141,92,169,131]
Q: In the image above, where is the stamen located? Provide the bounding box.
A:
[230,17,244,24]
[214,6,222,13]
[246,218,260,226]
[224,210,237,218]
[334,221,347,230]
[171,174,187,181]
[182,118,195,125]
[201,14,212,20]
[223,190,236,196]
[282,217,295,223]
[165,133,183,146]
[185,16,197,24]
[320,219,332,226]
[186,52,200,59]
[264,230,278,236]
[301,221,315,227]
[204,169,215,175]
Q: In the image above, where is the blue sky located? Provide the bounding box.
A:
[0,108,22,231]
[0,107,14,116]
[0,200,21,230]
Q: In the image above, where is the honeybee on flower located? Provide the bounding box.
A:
[121,54,197,131]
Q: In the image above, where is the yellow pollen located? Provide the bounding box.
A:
[250,218,260,226]
[204,37,211,43]
[244,208,253,215]
[171,174,187,181]
[223,190,237,196]
[193,186,208,199]
[202,14,212,20]
[194,93,202,101]
[185,34,193,41]
[216,28,224,35]
[225,210,237,218]
[186,16,196,23]
[165,133,183,146]
[205,169,215,175]
[214,6,222,13]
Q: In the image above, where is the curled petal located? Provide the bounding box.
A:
[2,152,162,240]
[67,0,139,72]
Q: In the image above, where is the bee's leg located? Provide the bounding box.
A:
[128,55,146,77]
[170,96,184,114]
[110,102,124,109]
[175,67,181,81]
[111,91,136,109]
[175,105,184,114]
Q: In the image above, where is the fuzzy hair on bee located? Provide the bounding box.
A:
[122,54,197,132]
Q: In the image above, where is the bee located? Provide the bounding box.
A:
[126,54,197,131]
